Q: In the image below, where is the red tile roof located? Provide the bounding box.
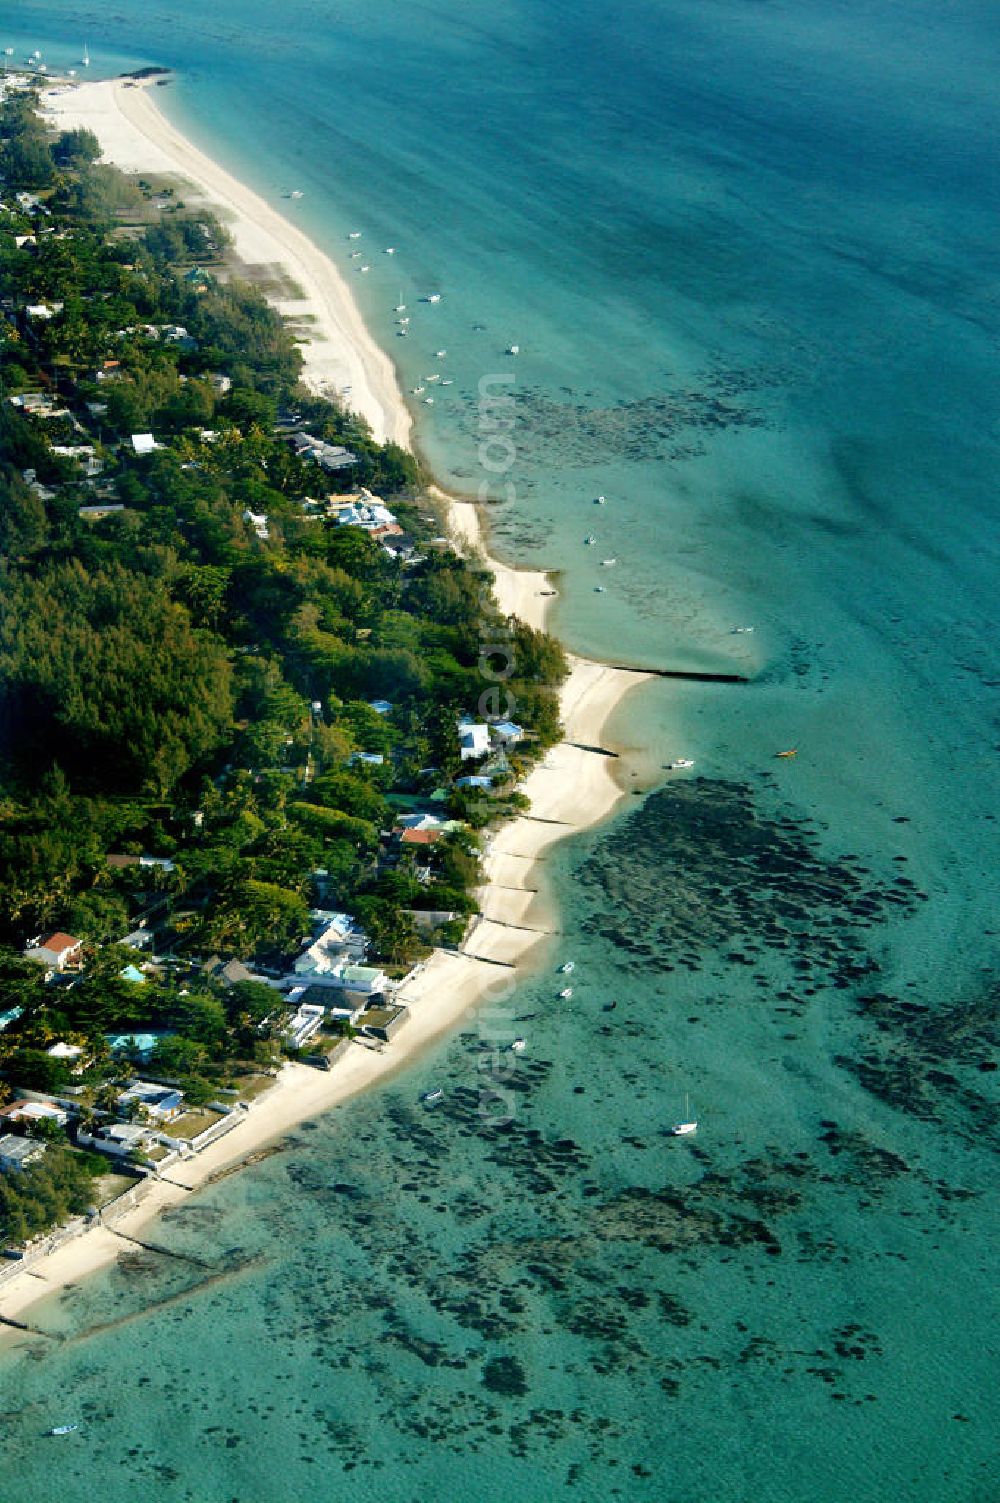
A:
[37,932,81,953]
[400,828,442,846]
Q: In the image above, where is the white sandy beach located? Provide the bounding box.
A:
[1,80,653,1335]
[42,78,411,447]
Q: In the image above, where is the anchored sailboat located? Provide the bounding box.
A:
[670,1095,697,1136]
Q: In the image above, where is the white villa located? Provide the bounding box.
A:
[459,720,490,760]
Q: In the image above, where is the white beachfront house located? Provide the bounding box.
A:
[131,433,159,455]
[78,1121,157,1159]
[458,719,490,761]
[285,1002,327,1050]
[116,1081,184,1122]
[293,912,360,977]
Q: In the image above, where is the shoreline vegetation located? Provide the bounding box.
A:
[0,74,651,1332]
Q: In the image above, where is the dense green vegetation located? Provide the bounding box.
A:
[0,1142,106,1250]
[0,85,566,1155]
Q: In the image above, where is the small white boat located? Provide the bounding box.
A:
[435,349,447,358]
[506,343,520,355]
[289,190,304,199]
[595,494,606,505]
[595,585,606,593]
[360,265,371,273]
[668,758,695,770]
[670,1094,697,1136]
[411,386,425,395]
[48,1425,78,1436]
[510,1038,527,1053]
[441,379,454,386]
[348,231,362,240]
[424,396,435,405]
[397,328,408,337]
[422,1087,444,1104]
[350,251,362,259]
[82,44,90,67]
[385,247,396,255]
[558,987,574,999]
[560,962,575,974]
[425,373,440,382]
[397,316,410,325]
[585,534,596,545]
[731,625,754,634]
[427,293,442,303]
[602,557,617,567]
[394,303,407,312]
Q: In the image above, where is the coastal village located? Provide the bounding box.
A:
[0,73,560,1275]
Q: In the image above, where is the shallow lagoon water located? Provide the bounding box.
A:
[2,0,998,1497]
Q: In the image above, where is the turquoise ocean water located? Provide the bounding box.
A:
[1,2,997,1498]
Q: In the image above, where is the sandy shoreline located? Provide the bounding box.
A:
[0,79,653,1336]
[42,78,411,447]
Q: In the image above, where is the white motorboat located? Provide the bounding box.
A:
[427,293,442,303]
[289,189,304,199]
[558,987,574,999]
[585,534,596,545]
[394,303,407,312]
[560,962,575,973]
[602,557,617,567]
[731,625,754,634]
[424,396,435,405]
[595,494,606,504]
[422,1087,444,1104]
[360,265,371,272]
[668,758,695,770]
[411,386,425,395]
[48,1425,78,1436]
[384,246,396,254]
[441,379,454,386]
[348,231,362,240]
[350,251,362,259]
[435,349,447,358]
[425,373,441,382]
[506,343,520,355]
[595,585,606,593]
[510,1038,527,1053]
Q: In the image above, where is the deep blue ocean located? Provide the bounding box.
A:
[1,2,997,1499]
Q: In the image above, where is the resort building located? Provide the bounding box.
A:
[243,508,269,540]
[0,1134,47,1173]
[0,1099,69,1129]
[284,1002,327,1050]
[293,912,363,977]
[287,432,357,472]
[491,719,524,745]
[360,1001,410,1043]
[116,1082,184,1122]
[458,720,490,760]
[79,1122,156,1158]
[24,931,83,972]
